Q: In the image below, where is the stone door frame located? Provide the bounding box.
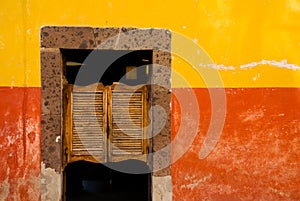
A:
[40,26,172,201]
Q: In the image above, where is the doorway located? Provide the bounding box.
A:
[40,26,172,201]
[62,49,153,201]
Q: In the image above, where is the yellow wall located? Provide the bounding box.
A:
[1,0,300,87]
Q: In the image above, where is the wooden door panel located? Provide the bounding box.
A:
[108,84,148,162]
[64,83,149,164]
[66,84,107,164]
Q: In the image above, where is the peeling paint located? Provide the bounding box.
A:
[181,173,212,190]
[240,107,265,123]
[199,63,235,70]
[252,73,261,81]
[199,173,212,183]
[55,136,61,143]
[15,176,41,201]
[269,187,291,198]
[152,176,172,201]
[0,168,10,200]
[173,88,300,200]
[199,59,300,71]
[181,181,199,190]
[41,162,62,201]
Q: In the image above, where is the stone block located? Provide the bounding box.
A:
[41,26,96,49]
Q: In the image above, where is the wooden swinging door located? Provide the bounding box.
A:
[108,84,149,163]
[64,83,149,166]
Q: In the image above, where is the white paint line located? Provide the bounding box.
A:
[198,59,300,71]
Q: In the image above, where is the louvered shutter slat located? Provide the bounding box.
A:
[67,84,107,163]
[109,85,147,162]
[65,83,148,165]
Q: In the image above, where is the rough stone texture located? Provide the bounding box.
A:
[41,115,62,172]
[153,50,172,67]
[41,26,96,49]
[41,26,171,51]
[96,28,171,51]
[41,49,62,116]
[41,48,63,173]
[152,50,172,177]
[94,27,122,47]
[152,86,171,176]
[97,28,171,51]
[152,65,171,89]
[41,162,62,201]
[152,175,172,201]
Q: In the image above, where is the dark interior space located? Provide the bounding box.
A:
[65,160,150,201]
[62,49,153,86]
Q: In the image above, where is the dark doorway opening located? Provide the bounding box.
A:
[65,160,150,201]
[62,49,153,86]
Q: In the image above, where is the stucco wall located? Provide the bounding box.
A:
[0,0,300,200]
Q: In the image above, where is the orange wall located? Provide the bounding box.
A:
[172,88,300,200]
[0,88,41,200]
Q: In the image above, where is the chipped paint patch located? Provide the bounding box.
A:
[181,173,212,190]
[0,168,10,200]
[55,136,61,143]
[180,181,200,190]
[198,59,300,71]
[152,176,172,201]
[240,107,265,123]
[252,73,261,81]
[269,187,291,198]
[41,162,62,201]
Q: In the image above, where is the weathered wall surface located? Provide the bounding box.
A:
[0,0,300,200]
[0,88,41,200]
[172,88,300,200]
